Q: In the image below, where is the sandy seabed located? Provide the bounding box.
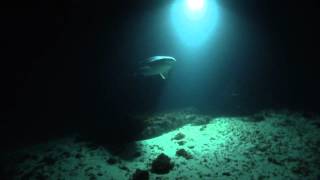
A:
[1,110,320,180]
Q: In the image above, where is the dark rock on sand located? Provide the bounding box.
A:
[176,149,193,160]
[151,153,174,174]
[132,169,149,180]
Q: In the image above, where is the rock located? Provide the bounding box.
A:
[177,141,186,146]
[132,169,149,180]
[176,149,193,160]
[151,153,174,174]
[200,125,207,131]
[172,132,185,141]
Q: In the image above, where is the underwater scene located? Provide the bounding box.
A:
[1,0,320,179]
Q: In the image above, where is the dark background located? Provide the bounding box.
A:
[1,0,319,147]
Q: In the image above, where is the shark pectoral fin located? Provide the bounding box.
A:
[160,73,166,80]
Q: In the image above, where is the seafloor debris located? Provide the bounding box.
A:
[132,169,149,180]
[176,149,193,160]
[172,132,185,141]
[177,141,186,146]
[151,153,174,174]
[1,110,319,179]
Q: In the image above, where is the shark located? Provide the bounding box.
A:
[138,56,177,80]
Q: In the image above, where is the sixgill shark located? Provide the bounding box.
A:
[138,56,176,80]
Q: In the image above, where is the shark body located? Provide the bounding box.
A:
[138,56,176,80]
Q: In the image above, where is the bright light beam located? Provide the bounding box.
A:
[170,0,219,48]
[187,0,204,12]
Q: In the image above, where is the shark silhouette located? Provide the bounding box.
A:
[138,56,176,80]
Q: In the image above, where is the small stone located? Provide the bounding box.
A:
[177,141,186,146]
[176,149,193,160]
[132,169,149,180]
[200,125,207,131]
[188,145,194,149]
[172,132,185,141]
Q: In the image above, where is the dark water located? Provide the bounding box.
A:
[1,0,319,179]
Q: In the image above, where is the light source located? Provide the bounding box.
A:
[187,0,204,12]
[170,0,219,47]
